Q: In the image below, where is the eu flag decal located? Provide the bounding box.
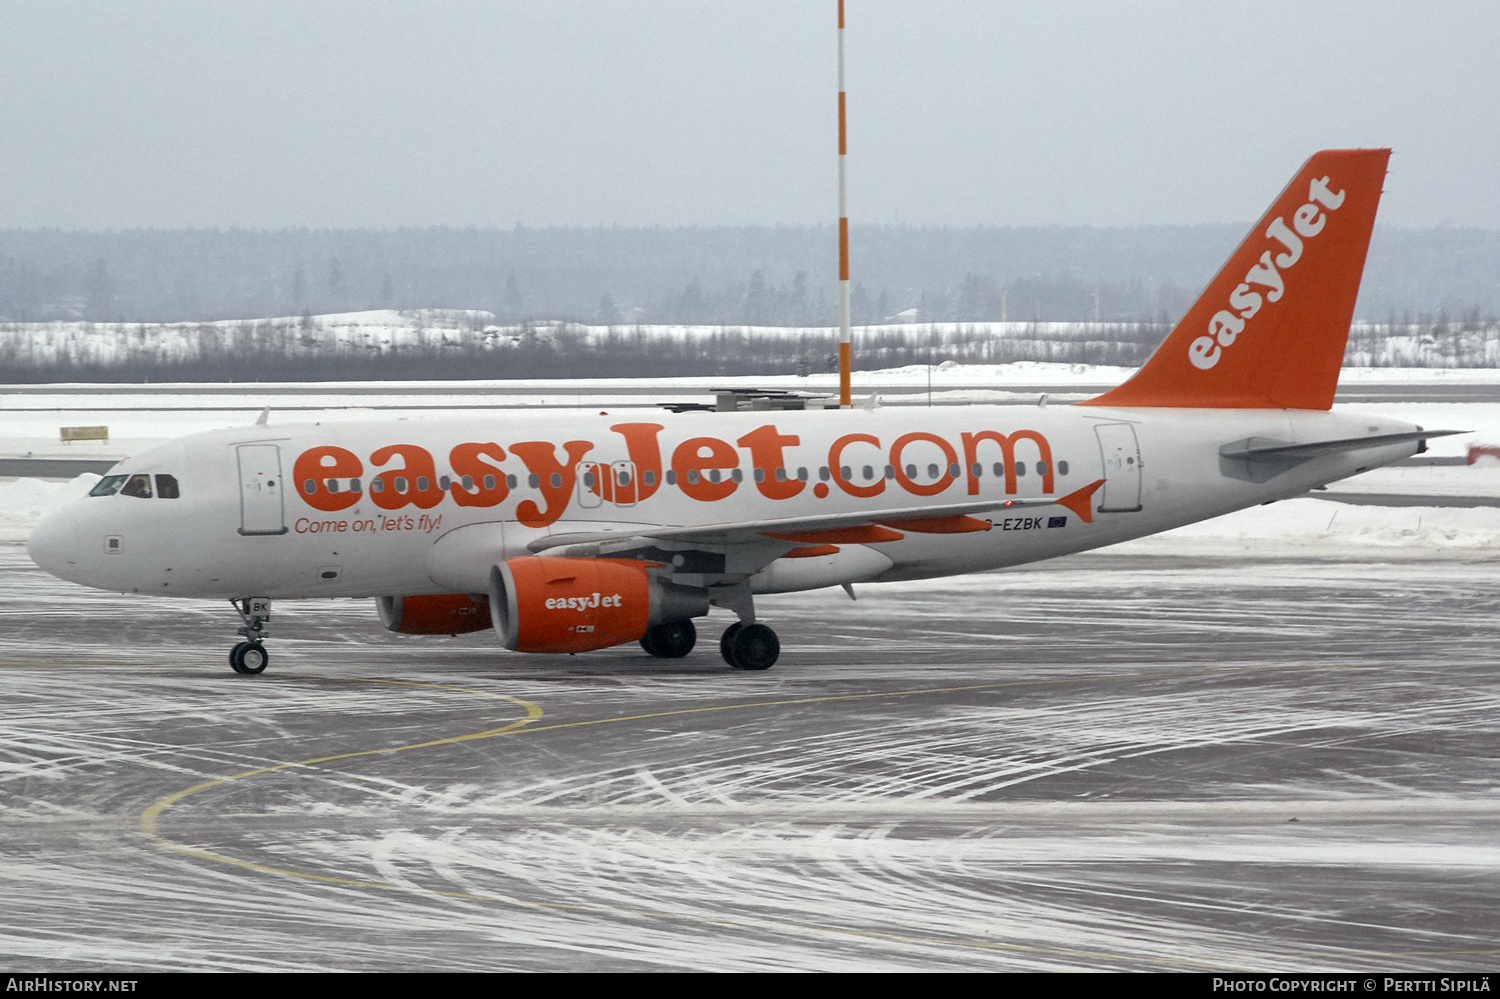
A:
[1047,516,1067,528]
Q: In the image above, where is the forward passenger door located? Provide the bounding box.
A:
[236,444,287,535]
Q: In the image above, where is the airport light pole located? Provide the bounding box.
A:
[837,0,852,407]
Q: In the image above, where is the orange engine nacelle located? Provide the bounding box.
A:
[489,557,708,654]
[377,593,493,635]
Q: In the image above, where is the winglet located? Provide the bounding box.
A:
[1081,149,1390,410]
[1055,479,1105,523]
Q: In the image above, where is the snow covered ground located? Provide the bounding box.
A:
[4,310,1498,369]
[4,542,1498,970]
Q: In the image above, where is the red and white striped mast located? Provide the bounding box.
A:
[836,0,852,407]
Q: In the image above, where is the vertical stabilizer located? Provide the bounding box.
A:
[1082,149,1390,410]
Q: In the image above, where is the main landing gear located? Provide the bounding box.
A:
[718,622,780,671]
[228,597,272,675]
[640,619,697,659]
[706,583,779,670]
[640,618,780,669]
[639,585,781,670]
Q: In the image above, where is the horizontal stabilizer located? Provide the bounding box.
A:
[1219,429,1463,461]
[1218,429,1462,483]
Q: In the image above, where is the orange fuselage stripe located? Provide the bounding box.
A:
[876,515,992,535]
[764,525,904,545]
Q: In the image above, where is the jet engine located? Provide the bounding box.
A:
[489,556,708,653]
[376,593,492,635]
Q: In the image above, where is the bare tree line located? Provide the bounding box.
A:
[2,225,1497,328]
[2,313,1496,383]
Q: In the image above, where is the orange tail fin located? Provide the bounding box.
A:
[1082,148,1390,410]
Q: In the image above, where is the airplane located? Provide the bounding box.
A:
[26,148,1456,675]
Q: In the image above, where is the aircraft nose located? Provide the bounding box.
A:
[27,509,79,578]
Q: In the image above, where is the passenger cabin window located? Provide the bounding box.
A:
[90,475,127,497]
[119,474,153,499]
[154,474,180,499]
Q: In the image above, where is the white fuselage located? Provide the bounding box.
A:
[27,403,1420,601]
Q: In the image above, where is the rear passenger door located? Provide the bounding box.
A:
[1094,424,1143,513]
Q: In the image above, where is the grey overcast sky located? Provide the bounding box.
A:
[2,1,1497,229]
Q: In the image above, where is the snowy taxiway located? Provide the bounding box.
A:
[2,542,1499,971]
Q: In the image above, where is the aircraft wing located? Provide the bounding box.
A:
[527,478,1105,554]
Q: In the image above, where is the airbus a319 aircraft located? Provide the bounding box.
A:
[27,149,1451,675]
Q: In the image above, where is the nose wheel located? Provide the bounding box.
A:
[230,641,269,675]
[228,597,273,675]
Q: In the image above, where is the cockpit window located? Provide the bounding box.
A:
[155,474,180,499]
[89,475,127,497]
[119,473,153,499]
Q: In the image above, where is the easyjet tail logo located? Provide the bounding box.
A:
[1189,175,1346,371]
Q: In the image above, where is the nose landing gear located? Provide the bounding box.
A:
[230,640,268,675]
[229,597,272,675]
